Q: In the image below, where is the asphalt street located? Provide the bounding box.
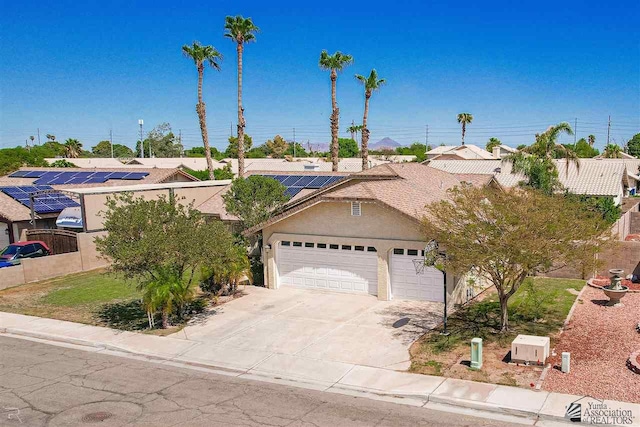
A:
[0,335,520,426]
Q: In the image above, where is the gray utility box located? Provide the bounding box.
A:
[511,334,550,365]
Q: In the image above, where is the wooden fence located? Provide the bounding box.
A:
[24,229,78,255]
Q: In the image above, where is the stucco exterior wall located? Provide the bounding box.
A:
[0,264,26,290]
[262,200,461,301]
[21,252,83,283]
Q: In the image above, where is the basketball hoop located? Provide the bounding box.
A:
[412,258,426,274]
[413,240,441,274]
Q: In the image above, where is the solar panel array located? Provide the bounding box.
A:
[9,170,149,185]
[261,175,344,198]
[0,186,80,214]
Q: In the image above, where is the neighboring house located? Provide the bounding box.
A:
[593,151,636,160]
[425,144,496,160]
[0,167,197,245]
[490,144,518,158]
[218,157,392,174]
[45,158,127,168]
[123,157,225,170]
[427,158,631,205]
[245,163,496,303]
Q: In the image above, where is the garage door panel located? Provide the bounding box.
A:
[278,243,377,295]
[390,252,444,302]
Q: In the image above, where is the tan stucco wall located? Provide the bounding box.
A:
[0,264,26,290]
[78,231,110,270]
[262,200,456,301]
[21,252,84,283]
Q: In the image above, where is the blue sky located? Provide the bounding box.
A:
[1,0,638,152]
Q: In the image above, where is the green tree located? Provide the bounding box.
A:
[395,142,427,162]
[284,142,309,157]
[225,134,253,158]
[182,41,223,179]
[423,185,612,332]
[224,15,259,178]
[319,50,354,172]
[184,146,224,160]
[95,193,234,328]
[457,113,473,145]
[265,135,289,158]
[185,163,234,181]
[223,175,289,230]
[136,123,183,158]
[355,69,386,170]
[63,138,82,158]
[50,159,77,167]
[505,122,577,195]
[92,140,134,158]
[346,124,363,144]
[571,138,599,158]
[626,133,640,158]
[338,138,359,158]
[602,143,623,158]
[486,137,501,153]
[246,146,268,158]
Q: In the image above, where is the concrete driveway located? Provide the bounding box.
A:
[173,286,443,372]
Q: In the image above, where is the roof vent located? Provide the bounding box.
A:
[351,201,361,216]
[304,164,320,171]
[494,167,502,173]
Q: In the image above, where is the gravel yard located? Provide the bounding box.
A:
[543,286,640,403]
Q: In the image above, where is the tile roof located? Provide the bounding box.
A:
[427,145,495,160]
[427,158,629,197]
[246,163,489,234]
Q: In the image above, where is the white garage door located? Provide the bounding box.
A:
[277,240,378,295]
[391,249,444,302]
[0,223,9,250]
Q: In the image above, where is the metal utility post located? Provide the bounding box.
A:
[607,115,611,145]
[110,129,114,158]
[138,119,144,158]
[37,128,41,145]
[574,118,577,145]
[441,269,448,335]
[425,125,429,149]
[293,127,296,158]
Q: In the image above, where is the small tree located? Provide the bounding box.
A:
[225,134,253,158]
[223,175,289,230]
[95,193,234,328]
[338,137,359,158]
[486,137,501,153]
[422,185,612,332]
[265,135,289,158]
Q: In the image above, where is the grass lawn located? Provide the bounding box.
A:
[410,277,585,388]
[0,269,208,335]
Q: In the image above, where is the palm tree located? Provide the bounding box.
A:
[588,134,596,147]
[346,124,363,145]
[602,143,622,158]
[182,41,223,180]
[355,69,386,170]
[63,138,82,158]
[45,134,56,142]
[486,137,501,153]
[224,15,259,178]
[457,113,473,145]
[319,50,354,171]
[505,122,577,194]
[29,136,35,146]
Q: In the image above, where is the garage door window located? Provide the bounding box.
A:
[293,242,302,247]
[354,245,364,251]
[281,241,291,246]
[407,249,418,256]
[342,245,352,250]
[367,247,377,252]
[329,244,339,250]
[317,243,327,249]
[393,248,404,255]
[305,242,314,248]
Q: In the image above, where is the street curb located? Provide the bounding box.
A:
[0,328,583,425]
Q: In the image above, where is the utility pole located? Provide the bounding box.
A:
[37,128,41,145]
[425,125,429,150]
[138,119,144,158]
[293,127,296,158]
[574,118,577,145]
[178,129,182,157]
[110,129,114,158]
[607,115,611,145]
[230,122,233,137]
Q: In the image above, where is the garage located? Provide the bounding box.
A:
[0,223,9,249]
[390,249,444,302]
[277,240,378,295]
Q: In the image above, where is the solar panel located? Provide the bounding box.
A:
[285,187,303,198]
[281,176,302,186]
[9,171,30,178]
[124,172,148,180]
[107,172,129,179]
[293,176,315,187]
[24,171,45,178]
[308,176,331,188]
[0,186,79,214]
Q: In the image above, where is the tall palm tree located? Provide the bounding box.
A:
[588,134,596,147]
[182,41,223,180]
[319,50,353,171]
[505,122,577,195]
[45,134,56,142]
[224,15,259,178]
[346,124,363,145]
[355,69,386,170]
[63,138,82,158]
[457,113,473,145]
[602,143,622,158]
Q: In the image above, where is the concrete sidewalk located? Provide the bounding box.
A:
[1,311,638,426]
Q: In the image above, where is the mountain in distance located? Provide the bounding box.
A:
[369,137,401,150]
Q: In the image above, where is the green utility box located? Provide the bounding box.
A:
[470,337,483,369]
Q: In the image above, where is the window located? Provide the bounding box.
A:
[293,241,302,247]
[351,201,361,216]
[354,245,364,251]
[367,247,377,252]
[281,241,291,246]
[393,248,404,255]
[317,243,327,249]
[304,242,314,248]
[408,249,418,256]
[341,245,352,250]
[329,244,339,250]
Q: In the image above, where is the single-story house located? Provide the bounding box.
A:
[0,167,197,246]
[427,158,632,205]
[245,163,496,303]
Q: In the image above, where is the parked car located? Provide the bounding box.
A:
[0,241,51,268]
